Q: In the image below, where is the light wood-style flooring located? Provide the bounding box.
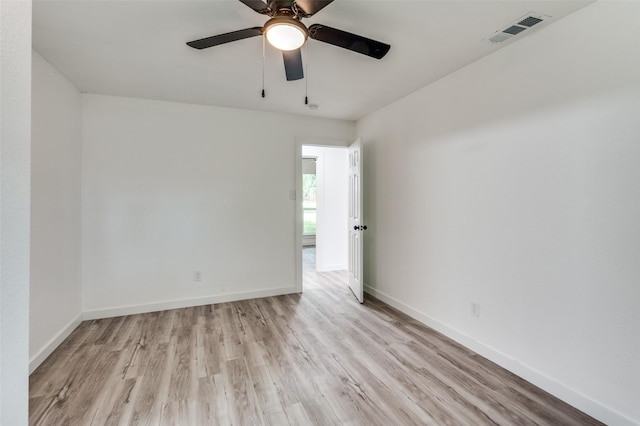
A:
[30,247,602,425]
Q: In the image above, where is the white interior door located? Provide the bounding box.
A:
[348,139,365,303]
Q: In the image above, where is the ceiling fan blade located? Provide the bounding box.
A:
[238,0,270,14]
[282,49,304,81]
[294,0,334,17]
[308,24,390,59]
[187,27,263,50]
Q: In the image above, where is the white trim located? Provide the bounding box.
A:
[363,284,638,426]
[82,286,299,321]
[295,141,303,292]
[29,313,83,374]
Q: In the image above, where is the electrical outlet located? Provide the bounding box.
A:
[194,271,202,282]
[470,302,480,318]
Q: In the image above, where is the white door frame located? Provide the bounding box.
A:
[294,138,350,292]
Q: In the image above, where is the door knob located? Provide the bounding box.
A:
[354,225,360,231]
[362,225,368,230]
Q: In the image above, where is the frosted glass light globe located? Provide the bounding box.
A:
[264,19,308,51]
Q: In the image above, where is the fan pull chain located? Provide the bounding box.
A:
[262,35,266,98]
[304,42,309,105]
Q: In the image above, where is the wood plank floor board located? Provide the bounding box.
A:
[383,313,564,425]
[29,248,603,425]
[128,342,169,425]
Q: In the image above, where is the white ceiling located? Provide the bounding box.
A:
[33,0,593,121]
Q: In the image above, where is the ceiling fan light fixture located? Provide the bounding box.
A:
[264,17,308,51]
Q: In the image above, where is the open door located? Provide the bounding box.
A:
[348,139,365,303]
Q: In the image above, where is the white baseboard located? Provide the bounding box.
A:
[363,284,638,426]
[83,286,300,320]
[29,313,83,374]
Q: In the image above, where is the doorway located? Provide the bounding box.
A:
[300,145,349,287]
[302,157,317,249]
[302,156,318,280]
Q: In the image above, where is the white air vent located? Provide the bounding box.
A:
[484,12,552,44]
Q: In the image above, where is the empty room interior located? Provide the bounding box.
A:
[1,0,639,424]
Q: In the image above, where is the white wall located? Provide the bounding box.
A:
[30,51,82,372]
[81,94,355,317]
[358,2,640,425]
[0,0,32,423]
[302,146,348,271]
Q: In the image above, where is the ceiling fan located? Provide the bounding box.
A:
[186,0,391,81]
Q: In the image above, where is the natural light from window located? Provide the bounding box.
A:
[303,169,317,235]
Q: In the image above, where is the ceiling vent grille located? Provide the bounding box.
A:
[518,16,544,27]
[485,13,551,44]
